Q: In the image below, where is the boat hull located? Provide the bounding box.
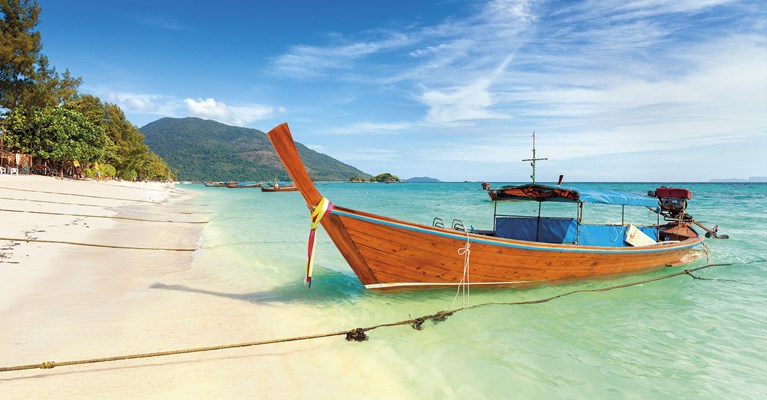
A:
[261,186,299,192]
[328,206,702,291]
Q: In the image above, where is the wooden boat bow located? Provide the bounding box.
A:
[267,123,378,285]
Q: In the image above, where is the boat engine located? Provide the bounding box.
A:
[647,187,728,239]
[648,187,692,220]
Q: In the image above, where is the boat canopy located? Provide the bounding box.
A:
[490,184,659,208]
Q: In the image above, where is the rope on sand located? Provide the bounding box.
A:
[0,237,196,252]
[0,186,159,204]
[0,262,732,373]
[0,196,212,214]
[0,208,207,224]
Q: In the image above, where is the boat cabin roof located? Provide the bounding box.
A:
[491,183,659,208]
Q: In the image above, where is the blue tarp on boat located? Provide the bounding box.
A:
[565,186,658,207]
[495,216,661,247]
[496,216,578,243]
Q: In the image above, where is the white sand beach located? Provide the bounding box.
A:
[0,175,407,399]
[0,176,208,393]
[0,176,242,398]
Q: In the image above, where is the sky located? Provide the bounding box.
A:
[34,0,767,182]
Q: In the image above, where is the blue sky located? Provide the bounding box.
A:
[36,0,766,182]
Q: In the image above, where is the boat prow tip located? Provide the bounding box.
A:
[266,123,323,205]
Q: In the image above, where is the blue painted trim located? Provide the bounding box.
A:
[331,209,701,254]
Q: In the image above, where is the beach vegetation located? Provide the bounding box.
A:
[4,106,107,175]
[65,95,172,180]
[0,0,80,114]
[83,163,115,180]
[0,0,173,180]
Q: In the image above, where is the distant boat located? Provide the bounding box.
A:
[226,181,263,189]
[260,182,299,192]
[267,123,708,291]
[203,181,230,187]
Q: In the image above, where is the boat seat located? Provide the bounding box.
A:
[495,216,577,244]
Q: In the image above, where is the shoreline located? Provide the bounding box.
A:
[0,175,211,397]
[0,176,407,399]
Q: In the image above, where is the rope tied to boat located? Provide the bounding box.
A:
[0,262,735,374]
[451,228,471,308]
[305,197,334,288]
[345,328,368,342]
[701,241,712,265]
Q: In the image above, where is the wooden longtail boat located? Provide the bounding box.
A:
[226,181,263,189]
[267,123,704,291]
[203,181,231,187]
[260,183,299,192]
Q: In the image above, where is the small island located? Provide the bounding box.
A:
[349,172,400,183]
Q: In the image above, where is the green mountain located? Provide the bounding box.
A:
[140,117,369,181]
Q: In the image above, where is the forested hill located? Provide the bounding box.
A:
[140,117,369,181]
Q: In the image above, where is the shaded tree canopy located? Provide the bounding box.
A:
[0,0,80,114]
[0,1,173,180]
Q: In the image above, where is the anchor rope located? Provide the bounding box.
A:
[0,196,211,214]
[0,262,732,373]
[0,208,207,224]
[701,242,712,265]
[0,237,196,252]
[451,228,471,308]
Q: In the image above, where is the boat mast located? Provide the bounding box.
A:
[522,132,547,183]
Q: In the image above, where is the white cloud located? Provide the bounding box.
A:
[103,92,182,116]
[305,144,327,153]
[419,81,500,125]
[93,90,284,128]
[272,33,414,78]
[183,98,282,126]
[184,98,230,119]
[250,0,765,180]
[329,121,411,135]
[335,147,399,161]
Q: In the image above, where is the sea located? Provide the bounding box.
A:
[183,182,765,399]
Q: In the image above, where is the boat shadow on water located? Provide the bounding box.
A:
[149,269,371,305]
[148,267,506,306]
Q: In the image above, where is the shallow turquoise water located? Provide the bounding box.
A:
[186,182,766,399]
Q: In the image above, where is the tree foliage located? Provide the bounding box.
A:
[0,1,173,181]
[370,172,400,183]
[64,95,172,180]
[0,0,80,114]
[0,0,40,112]
[4,106,106,163]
